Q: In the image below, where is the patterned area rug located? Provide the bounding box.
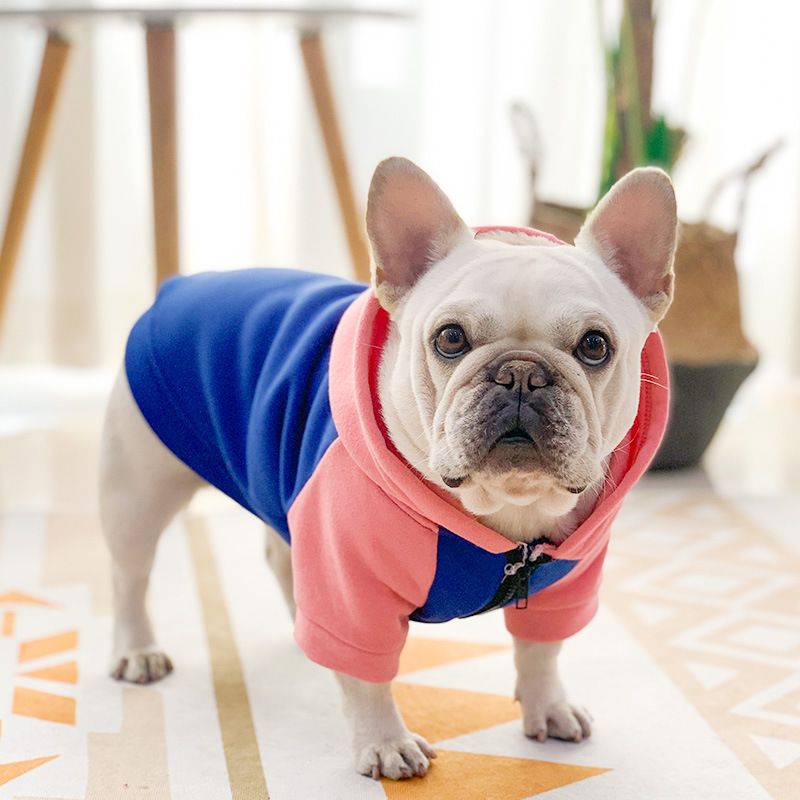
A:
[1,483,798,799]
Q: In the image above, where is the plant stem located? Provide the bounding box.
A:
[620,0,647,172]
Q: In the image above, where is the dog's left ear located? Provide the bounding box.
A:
[367,157,472,311]
[575,167,678,325]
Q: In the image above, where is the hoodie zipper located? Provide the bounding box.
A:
[467,540,553,616]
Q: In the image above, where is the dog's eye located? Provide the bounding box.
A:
[434,324,470,359]
[575,330,611,367]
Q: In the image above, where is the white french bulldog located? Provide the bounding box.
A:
[100,157,676,781]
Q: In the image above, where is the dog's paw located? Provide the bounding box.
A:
[111,648,174,684]
[521,700,593,743]
[355,733,436,780]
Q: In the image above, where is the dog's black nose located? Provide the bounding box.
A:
[491,359,553,392]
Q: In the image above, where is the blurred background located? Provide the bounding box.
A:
[0,0,799,499]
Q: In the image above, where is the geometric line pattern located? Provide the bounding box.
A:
[397,638,511,676]
[381,749,609,799]
[18,630,78,663]
[0,583,79,792]
[392,682,521,744]
[604,490,800,800]
[12,686,76,725]
[387,637,611,798]
[732,672,800,728]
[18,660,78,684]
[0,591,54,607]
[0,755,59,788]
[750,735,800,770]
[3,492,797,797]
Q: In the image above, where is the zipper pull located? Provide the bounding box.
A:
[515,564,532,609]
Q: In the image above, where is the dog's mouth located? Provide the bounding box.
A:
[440,427,587,495]
[493,426,534,446]
[440,427,535,488]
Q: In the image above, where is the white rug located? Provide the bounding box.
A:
[1,482,798,799]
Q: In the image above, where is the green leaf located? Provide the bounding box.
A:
[645,115,686,172]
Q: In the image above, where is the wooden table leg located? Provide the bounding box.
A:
[146,23,180,288]
[299,29,371,283]
[0,32,71,329]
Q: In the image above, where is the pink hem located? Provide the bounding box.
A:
[294,610,400,683]
[504,596,600,643]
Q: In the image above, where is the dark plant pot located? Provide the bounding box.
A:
[650,361,758,471]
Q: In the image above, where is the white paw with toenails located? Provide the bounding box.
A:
[111,647,174,684]
[521,698,593,743]
[355,733,436,780]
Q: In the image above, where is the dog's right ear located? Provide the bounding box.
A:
[366,158,471,312]
[575,167,677,325]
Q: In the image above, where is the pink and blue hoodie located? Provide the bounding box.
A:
[125,235,670,683]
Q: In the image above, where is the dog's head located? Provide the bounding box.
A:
[368,158,676,528]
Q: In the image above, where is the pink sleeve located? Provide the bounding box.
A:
[288,439,438,683]
[503,543,608,642]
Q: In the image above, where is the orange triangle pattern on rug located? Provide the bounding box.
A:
[393,682,520,744]
[13,686,76,725]
[398,638,511,676]
[0,755,59,787]
[382,749,609,800]
[19,660,79,684]
[18,630,78,663]
[0,590,54,607]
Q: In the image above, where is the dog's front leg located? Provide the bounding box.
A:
[337,673,436,780]
[513,638,593,743]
